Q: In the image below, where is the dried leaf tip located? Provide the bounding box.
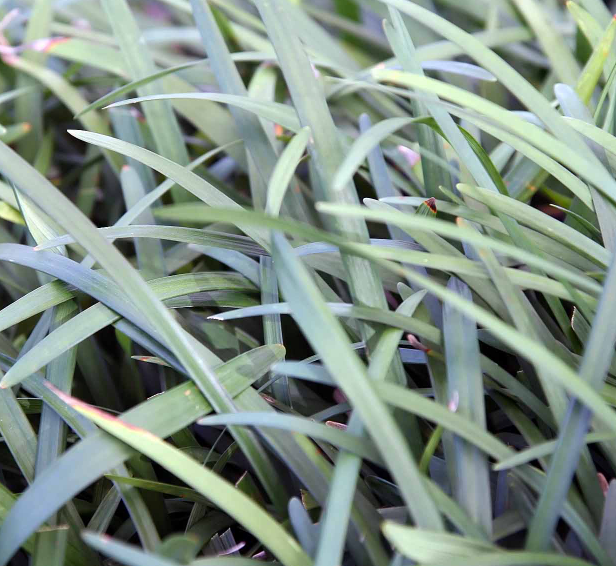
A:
[406,333,431,354]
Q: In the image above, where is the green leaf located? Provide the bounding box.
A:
[2,272,255,387]
[382,523,494,561]
[526,227,616,549]
[0,373,37,482]
[119,166,165,279]
[368,68,615,207]
[99,0,189,196]
[36,226,266,256]
[32,527,69,566]
[253,0,403,390]
[313,290,428,566]
[576,13,616,104]
[411,554,595,566]
[67,130,270,249]
[56,389,311,566]
[270,231,443,529]
[384,6,498,197]
[600,480,616,562]
[0,345,284,565]
[190,0,284,212]
[82,532,184,566]
[443,277,491,536]
[494,431,615,471]
[511,0,580,85]
[74,52,272,119]
[5,57,123,173]
[104,475,211,505]
[266,127,311,216]
[105,94,301,132]
[198,412,382,463]
[456,184,607,268]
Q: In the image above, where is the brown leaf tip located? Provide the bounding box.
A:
[424,197,437,214]
[406,333,430,353]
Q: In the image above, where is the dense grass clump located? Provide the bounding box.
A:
[2,0,616,565]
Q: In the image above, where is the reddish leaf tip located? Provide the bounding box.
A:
[424,197,437,214]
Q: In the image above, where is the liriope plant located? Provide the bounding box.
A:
[0,1,614,565]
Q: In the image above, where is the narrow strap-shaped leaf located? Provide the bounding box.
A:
[359,113,443,328]
[558,85,616,257]
[367,69,616,206]
[314,203,616,434]
[190,0,280,195]
[0,139,287,531]
[271,230,443,529]
[383,523,495,562]
[443,277,491,536]
[3,272,256,387]
[265,127,310,216]
[511,0,580,85]
[376,0,616,195]
[67,131,270,249]
[110,109,157,193]
[384,7,498,196]
[494,431,616,471]
[105,94,301,132]
[87,483,122,533]
[120,166,165,279]
[374,379,610,565]
[576,0,612,26]
[56,390,311,566]
[576,15,616,105]
[599,480,616,562]
[14,0,51,162]
[198,412,382,463]
[0,345,284,565]
[455,184,607,267]
[313,290,429,566]
[253,0,404,388]
[34,301,78,477]
[405,552,595,566]
[100,0,189,201]
[526,231,616,549]
[74,52,274,118]
[259,255,288,403]
[0,370,37,482]
[209,301,440,344]
[5,57,123,173]
[32,527,68,566]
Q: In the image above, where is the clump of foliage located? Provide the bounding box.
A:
[0,0,616,565]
